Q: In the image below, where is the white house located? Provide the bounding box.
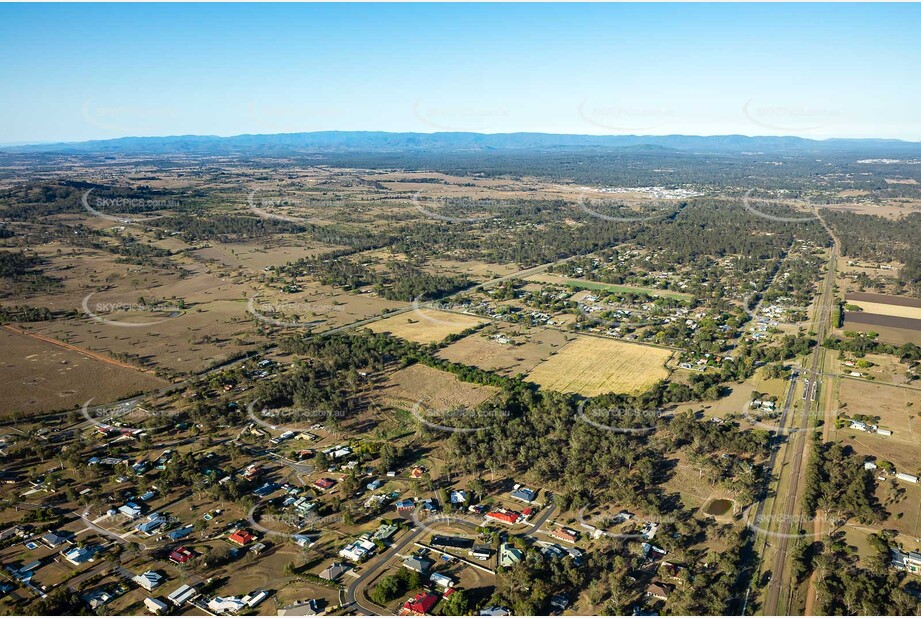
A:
[207,596,246,615]
[338,537,376,562]
[430,573,455,589]
[144,597,168,615]
[133,570,164,591]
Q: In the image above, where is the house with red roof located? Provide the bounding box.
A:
[228,529,255,546]
[313,477,336,491]
[400,592,439,616]
[169,547,194,564]
[550,527,579,543]
[485,510,521,525]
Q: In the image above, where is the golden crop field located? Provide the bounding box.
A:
[846,301,921,320]
[525,335,672,396]
[366,309,486,344]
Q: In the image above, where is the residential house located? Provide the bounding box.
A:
[499,543,523,567]
[313,478,336,491]
[395,499,415,511]
[319,562,350,581]
[133,570,165,592]
[510,487,537,504]
[402,555,434,574]
[169,547,194,564]
[144,597,168,614]
[41,530,73,549]
[228,529,255,546]
[339,538,376,562]
[429,573,455,589]
[63,544,99,566]
[136,515,167,536]
[372,523,398,543]
[83,589,114,611]
[207,596,247,615]
[167,525,194,542]
[549,594,570,613]
[400,592,439,616]
[891,549,921,573]
[410,467,426,479]
[486,510,521,525]
[646,582,674,601]
[118,502,144,519]
[550,527,579,543]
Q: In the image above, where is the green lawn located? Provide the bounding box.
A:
[560,278,693,300]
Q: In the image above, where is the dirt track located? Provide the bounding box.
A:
[3,324,159,374]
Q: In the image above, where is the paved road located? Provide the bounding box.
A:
[344,525,425,615]
[763,242,837,615]
[343,502,557,616]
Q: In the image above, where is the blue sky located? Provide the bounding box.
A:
[1,3,919,144]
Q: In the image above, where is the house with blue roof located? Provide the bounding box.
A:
[168,526,194,541]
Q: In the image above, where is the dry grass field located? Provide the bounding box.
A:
[836,379,921,473]
[0,328,166,416]
[378,363,499,411]
[525,335,672,396]
[437,325,573,376]
[367,309,486,344]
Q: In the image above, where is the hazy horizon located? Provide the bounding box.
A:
[2,3,920,144]
[4,128,921,151]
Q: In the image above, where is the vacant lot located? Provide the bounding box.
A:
[437,326,573,376]
[0,328,166,416]
[367,309,486,344]
[525,336,672,396]
[378,363,499,411]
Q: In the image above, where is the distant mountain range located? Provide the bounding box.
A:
[6,131,921,156]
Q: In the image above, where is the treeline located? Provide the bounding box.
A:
[825,210,921,295]
[812,530,919,615]
[824,332,921,361]
[0,305,59,323]
[802,441,885,523]
[0,250,60,295]
[0,180,187,221]
[285,255,470,301]
[149,214,305,242]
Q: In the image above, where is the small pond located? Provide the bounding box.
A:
[703,498,733,516]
